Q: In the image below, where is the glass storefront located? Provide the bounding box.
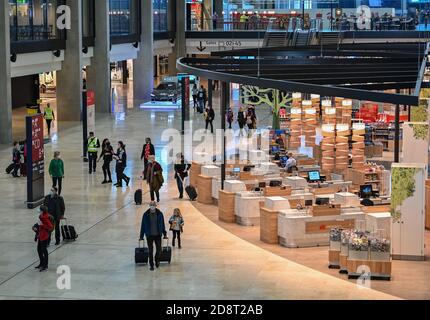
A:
[109,0,140,36]
[9,0,62,41]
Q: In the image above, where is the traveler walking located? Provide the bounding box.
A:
[237,107,246,136]
[114,141,130,187]
[212,12,219,30]
[33,205,53,272]
[49,151,64,195]
[11,142,21,178]
[43,187,65,246]
[197,85,207,113]
[140,137,155,180]
[139,202,167,271]
[87,132,100,174]
[43,103,55,136]
[174,153,191,199]
[192,84,199,110]
[169,208,184,249]
[146,155,163,202]
[204,106,215,134]
[226,107,234,129]
[99,138,114,184]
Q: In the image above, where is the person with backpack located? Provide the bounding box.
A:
[49,151,64,195]
[87,131,100,174]
[169,208,184,249]
[113,141,130,188]
[174,153,191,199]
[146,155,163,202]
[139,202,167,271]
[43,186,65,246]
[33,205,53,272]
[98,138,114,184]
[11,141,21,178]
[204,106,215,134]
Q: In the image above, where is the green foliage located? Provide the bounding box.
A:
[420,89,430,99]
[409,124,429,140]
[390,167,417,220]
[410,104,428,122]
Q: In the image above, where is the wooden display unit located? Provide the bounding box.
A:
[264,186,292,197]
[305,219,355,234]
[350,168,382,192]
[197,175,213,204]
[311,204,341,217]
[339,253,348,273]
[190,161,202,187]
[260,207,279,244]
[346,259,392,280]
[329,250,341,269]
[218,190,236,223]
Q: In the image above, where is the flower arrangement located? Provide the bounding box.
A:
[330,228,342,242]
[370,237,390,253]
[348,232,369,252]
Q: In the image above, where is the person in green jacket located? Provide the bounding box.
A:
[49,151,64,195]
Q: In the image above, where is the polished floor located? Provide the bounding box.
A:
[0,85,399,300]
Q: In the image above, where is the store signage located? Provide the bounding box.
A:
[181,76,191,135]
[26,114,45,209]
[187,39,263,54]
[87,90,96,134]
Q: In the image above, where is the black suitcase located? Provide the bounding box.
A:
[134,189,143,205]
[5,164,14,174]
[20,163,27,177]
[159,238,172,264]
[135,240,149,264]
[61,218,78,241]
[185,185,197,201]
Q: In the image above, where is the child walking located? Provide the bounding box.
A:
[169,208,184,249]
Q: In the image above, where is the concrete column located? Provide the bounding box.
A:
[56,0,82,122]
[133,0,154,102]
[88,0,111,113]
[0,0,12,144]
[175,0,186,62]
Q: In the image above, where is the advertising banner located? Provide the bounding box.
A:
[26,114,45,209]
[87,90,96,134]
[181,76,190,134]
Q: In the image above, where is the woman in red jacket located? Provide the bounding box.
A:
[35,206,53,272]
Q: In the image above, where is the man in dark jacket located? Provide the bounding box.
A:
[139,202,167,271]
[11,142,21,178]
[140,137,155,180]
[43,187,65,245]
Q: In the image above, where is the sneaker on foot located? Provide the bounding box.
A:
[150,266,155,271]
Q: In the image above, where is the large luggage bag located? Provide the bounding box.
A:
[61,218,78,241]
[185,185,197,201]
[134,189,143,205]
[20,163,27,177]
[135,239,149,264]
[159,238,172,264]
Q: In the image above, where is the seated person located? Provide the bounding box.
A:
[284,152,297,173]
[275,135,285,149]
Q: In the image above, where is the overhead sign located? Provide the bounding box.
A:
[87,90,96,134]
[26,114,45,209]
[187,39,263,54]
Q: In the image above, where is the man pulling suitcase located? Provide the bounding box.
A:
[139,201,167,271]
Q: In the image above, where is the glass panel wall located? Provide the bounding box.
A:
[153,0,169,32]
[9,0,61,41]
[109,0,139,36]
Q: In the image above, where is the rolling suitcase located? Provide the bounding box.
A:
[5,164,14,174]
[135,239,149,264]
[185,185,197,201]
[134,189,143,205]
[159,237,172,264]
[61,218,78,241]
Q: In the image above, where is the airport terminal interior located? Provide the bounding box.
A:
[1,0,430,301]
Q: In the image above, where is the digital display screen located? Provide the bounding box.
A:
[308,171,321,181]
[233,167,241,173]
[360,185,373,198]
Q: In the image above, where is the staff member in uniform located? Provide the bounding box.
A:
[43,103,55,136]
[87,132,100,174]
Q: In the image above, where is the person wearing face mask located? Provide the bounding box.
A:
[140,137,155,181]
[34,205,54,272]
[98,138,114,184]
[146,155,163,202]
[139,202,167,271]
[113,141,130,188]
[49,151,64,195]
[43,186,65,246]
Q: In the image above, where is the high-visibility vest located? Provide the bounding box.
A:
[88,137,99,153]
[44,108,54,120]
